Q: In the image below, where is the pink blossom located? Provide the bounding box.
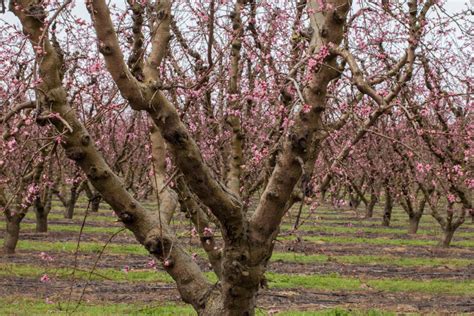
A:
[146,259,156,268]
[447,194,456,203]
[203,227,214,237]
[301,103,311,114]
[40,274,50,283]
[40,252,54,262]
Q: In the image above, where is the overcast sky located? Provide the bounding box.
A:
[1,0,472,25]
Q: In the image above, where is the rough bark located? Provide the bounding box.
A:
[365,192,378,218]
[225,0,245,197]
[84,181,102,213]
[1,175,29,254]
[13,3,212,310]
[35,211,48,233]
[90,194,102,213]
[431,207,466,248]
[31,151,53,232]
[408,215,421,234]
[54,178,83,219]
[149,119,178,224]
[13,0,353,314]
[382,187,392,227]
[176,177,223,278]
[440,228,455,248]
[250,0,350,246]
[34,188,52,232]
[4,214,23,254]
[65,183,80,219]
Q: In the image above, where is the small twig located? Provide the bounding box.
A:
[65,200,90,314]
[71,228,126,314]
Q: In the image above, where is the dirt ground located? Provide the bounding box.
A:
[1,206,473,314]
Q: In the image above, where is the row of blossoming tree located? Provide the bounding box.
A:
[0,0,472,314]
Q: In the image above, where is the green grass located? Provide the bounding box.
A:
[3,237,473,269]
[271,252,473,268]
[267,272,474,295]
[2,239,148,256]
[14,219,472,241]
[25,211,117,223]
[1,201,473,314]
[18,222,128,235]
[0,297,195,315]
[0,262,173,282]
[276,308,396,316]
[279,223,473,239]
[2,263,472,296]
[0,297,398,315]
[279,235,474,248]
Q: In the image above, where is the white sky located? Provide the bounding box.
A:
[1,0,472,25]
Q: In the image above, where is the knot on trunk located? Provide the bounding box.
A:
[65,147,86,161]
[27,4,46,22]
[81,134,91,146]
[87,166,110,180]
[46,87,67,104]
[144,232,172,257]
[163,129,188,146]
[290,132,309,153]
[118,212,135,224]
[98,42,113,56]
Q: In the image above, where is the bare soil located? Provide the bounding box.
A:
[1,206,473,314]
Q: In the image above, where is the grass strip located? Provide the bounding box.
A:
[1,263,472,296]
[0,297,195,315]
[279,235,474,248]
[271,252,473,268]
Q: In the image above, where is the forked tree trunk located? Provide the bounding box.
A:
[199,288,258,316]
[64,184,80,219]
[365,193,377,218]
[408,215,421,234]
[90,195,102,213]
[34,189,53,233]
[65,201,75,219]
[4,215,23,254]
[84,182,102,213]
[431,207,465,248]
[10,0,351,313]
[320,188,327,202]
[35,211,48,233]
[440,228,455,248]
[382,187,392,227]
[348,188,360,210]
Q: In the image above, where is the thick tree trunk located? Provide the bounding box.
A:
[64,201,75,219]
[35,211,48,233]
[199,289,258,316]
[348,188,360,211]
[90,194,102,213]
[408,215,421,234]
[365,193,377,218]
[382,188,392,227]
[440,228,455,248]
[4,216,22,254]
[84,181,102,213]
[64,184,79,219]
[320,188,327,202]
